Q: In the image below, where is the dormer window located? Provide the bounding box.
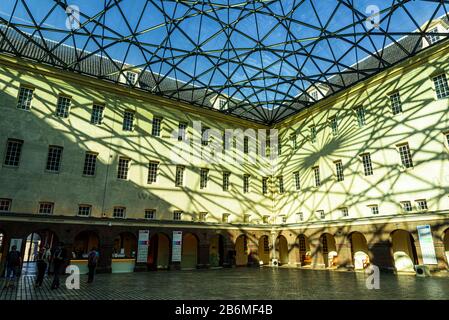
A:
[427,27,440,45]
[219,98,227,110]
[310,90,318,101]
[125,71,138,85]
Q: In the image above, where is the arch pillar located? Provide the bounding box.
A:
[335,234,352,268]
[309,238,325,269]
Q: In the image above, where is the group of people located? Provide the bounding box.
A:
[3,242,100,289]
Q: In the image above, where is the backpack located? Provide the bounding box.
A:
[88,251,98,266]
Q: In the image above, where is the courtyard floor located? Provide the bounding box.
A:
[0,267,448,300]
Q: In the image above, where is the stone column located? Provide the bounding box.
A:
[198,243,210,268]
[335,234,352,268]
[309,238,324,269]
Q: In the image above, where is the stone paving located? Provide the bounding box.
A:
[1,267,449,300]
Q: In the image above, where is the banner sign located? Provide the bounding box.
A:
[137,230,150,263]
[417,225,438,265]
[172,231,183,262]
[9,238,23,252]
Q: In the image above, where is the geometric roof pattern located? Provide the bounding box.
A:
[0,0,448,124]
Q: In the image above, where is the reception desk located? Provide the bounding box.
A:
[111,258,135,273]
[70,259,89,274]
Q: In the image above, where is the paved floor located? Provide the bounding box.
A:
[0,267,448,300]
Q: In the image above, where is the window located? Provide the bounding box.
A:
[113,207,126,219]
[145,209,156,220]
[243,174,250,193]
[433,74,449,99]
[175,165,185,187]
[0,199,12,212]
[262,177,269,195]
[369,205,379,215]
[317,210,325,220]
[243,136,249,154]
[310,126,317,143]
[126,71,137,85]
[293,171,301,191]
[55,96,71,118]
[78,205,92,217]
[296,212,304,222]
[313,166,321,187]
[243,214,251,223]
[152,117,162,137]
[222,213,230,223]
[46,146,63,172]
[83,152,97,176]
[335,160,344,182]
[355,106,366,127]
[445,132,449,147]
[117,157,130,180]
[173,210,183,221]
[178,122,187,141]
[199,212,208,222]
[223,171,230,191]
[147,161,159,184]
[361,153,373,176]
[389,92,402,115]
[202,127,210,146]
[219,99,227,110]
[397,143,414,168]
[200,168,209,189]
[17,86,34,110]
[39,202,54,215]
[428,27,440,45]
[91,104,104,125]
[262,215,269,224]
[277,176,284,194]
[401,201,413,212]
[280,215,287,224]
[330,117,338,136]
[290,133,297,150]
[416,199,428,211]
[123,111,134,131]
[340,207,349,218]
[310,90,318,101]
[4,139,23,167]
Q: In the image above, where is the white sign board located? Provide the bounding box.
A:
[136,230,150,263]
[417,225,438,265]
[172,231,183,262]
[9,238,23,252]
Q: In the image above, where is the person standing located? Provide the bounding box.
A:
[4,245,22,289]
[50,242,67,290]
[87,247,99,284]
[35,246,50,287]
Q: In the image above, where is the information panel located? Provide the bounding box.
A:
[136,230,150,263]
[172,231,183,262]
[417,225,438,265]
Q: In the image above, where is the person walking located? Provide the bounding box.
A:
[50,242,67,290]
[87,247,99,284]
[35,246,50,287]
[4,245,22,289]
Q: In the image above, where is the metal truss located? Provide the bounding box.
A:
[0,0,448,124]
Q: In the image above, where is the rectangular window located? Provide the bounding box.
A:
[17,86,34,110]
[200,168,209,189]
[222,213,230,223]
[433,74,449,99]
[293,171,301,191]
[83,152,97,176]
[113,207,126,219]
[202,127,210,146]
[313,166,321,187]
[355,106,366,127]
[361,153,373,176]
[126,71,137,85]
[281,215,287,224]
[262,215,269,224]
[243,174,250,193]
[340,207,349,218]
[147,161,159,184]
[219,99,227,110]
[0,199,12,212]
[290,133,297,150]
[117,157,130,180]
[296,212,304,222]
[173,210,183,221]
[46,146,63,172]
[91,104,105,125]
[401,201,413,212]
[199,212,208,222]
[123,111,134,131]
[243,136,249,154]
[369,205,379,215]
[223,171,230,191]
[39,202,54,215]
[310,126,317,143]
[428,27,440,45]
[262,177,269,195]
[175,165,185,187]
[178,122,187,141]
[78,205,92,217]
[243,214,251,224]
[145,209,156,220]
[4,139,23,167]
[389,92,402,115]
[416,199,428,211]
[335,160,344,182]
[317,210,325,220]
[330,117,338,136]
[55,96,71,118]
[397,143,414,168]
[151,117,162,137]
[278,176,284,194]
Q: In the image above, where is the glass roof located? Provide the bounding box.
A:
[0,0,448,124]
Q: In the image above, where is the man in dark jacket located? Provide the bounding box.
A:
[50,242,67,290]
[87,247,99,284]
[4,245,21,289]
